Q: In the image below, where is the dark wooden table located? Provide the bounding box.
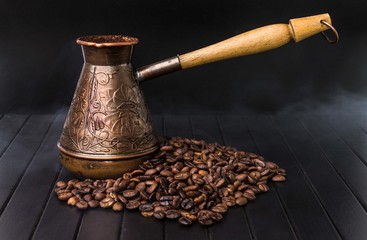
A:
[0,112,366,240]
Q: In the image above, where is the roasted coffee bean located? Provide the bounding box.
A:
[222,196,236,207]
[210,212,223,221]
[94,192,106,201]
[76,200,88,210]
[83,194,93,202]
[211,203,228,214]
[55,137,286,226]
[215,178,225,188]
[182,185,198,192]
[88,200,99,208]
[258,184,269,192]
[126,200,141,210]
[160,145,173,152]
[272,175,286,182]
[100,197,115,208]
[123,190,139,199]
[174,172,190,180]
[243,192,256,201]
[112,202,124,211]
[181,198,194,210]
[56,181,67,189]
[139,190,150,200]
[186,191,201,198]
[178,217,192,226]
[141,211,154,217]
[165,209,181,219]
[135,182,146,191]
[58,192,73,201]
[67,196,79,206]
[236,197,248,206]
[153,211,165,220]
[139,203,153,212]
[249,171,261,180]
[145,169,157,176]
[130,169,144,177]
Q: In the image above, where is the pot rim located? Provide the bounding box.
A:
[77,35,139,47]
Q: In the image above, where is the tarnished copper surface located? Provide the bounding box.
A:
[58,35,158,179]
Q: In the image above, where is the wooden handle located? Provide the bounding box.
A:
[179,13,331,69]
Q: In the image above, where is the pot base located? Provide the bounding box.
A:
[58,145,158,179]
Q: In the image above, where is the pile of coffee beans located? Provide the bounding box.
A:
[55,137,286,226]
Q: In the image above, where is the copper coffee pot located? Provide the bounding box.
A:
[58,13,338,179]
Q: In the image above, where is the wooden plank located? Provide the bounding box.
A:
[273,114,367,240]
[320,113,367,167]
[77,209,123,240]
[32,168,83,240]
[119,115,165,240]
[242,115,341,240]
[0,114,28,156]
[190,115,295,240]
[299,115,367,209]
[207,115,255,240]
[0,114,64,240]
[0,115,55,214]
[163,115,209,240]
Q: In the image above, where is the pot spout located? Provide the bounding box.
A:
[135,13,338,83]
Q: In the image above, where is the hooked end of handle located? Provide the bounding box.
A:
[289,13,332,43]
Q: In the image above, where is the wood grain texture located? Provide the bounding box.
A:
[0,114,62,240]
[179,13,331,70]
[179,24,292,69]
[273,115,367,240]
[0,113,365,240]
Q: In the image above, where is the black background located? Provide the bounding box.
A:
[0,0,366,114]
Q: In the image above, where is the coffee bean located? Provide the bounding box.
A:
[153,211,165,220]
[76,200,88,210]
[100,197,115,208]
[184,190,199,198]
[198,218,213,226]
[160,145,173,152]
[145,169,157,176]
[182,185,198,192]
[178,217,192,226]
[243,192,256,201]
[67,196,79,206]
[210,211,223,221]
[141,211,154,217]
[258,184,269,192]
[215,178,225,188]
[135,182,146,191]
[56,181,67,189]
[266,161,278,169]
[211,203,228,214]
[55,137,286,226]
[126,200,140,210]
[139,203,153,212]
[129,170,142,177]
[249,171,261,180]
[123,190,139,199]
[236,197,248,206]
[272,175,286,182]
[83,194,93,202]
[112,202,124,211]
[165,209,181,219]
[222,196,236,207]
[58,192,73,201]
[88,200,100,208]
[94,192,106,201]
[181,198,194,210]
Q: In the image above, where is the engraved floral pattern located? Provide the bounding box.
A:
[60,65,156,155]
